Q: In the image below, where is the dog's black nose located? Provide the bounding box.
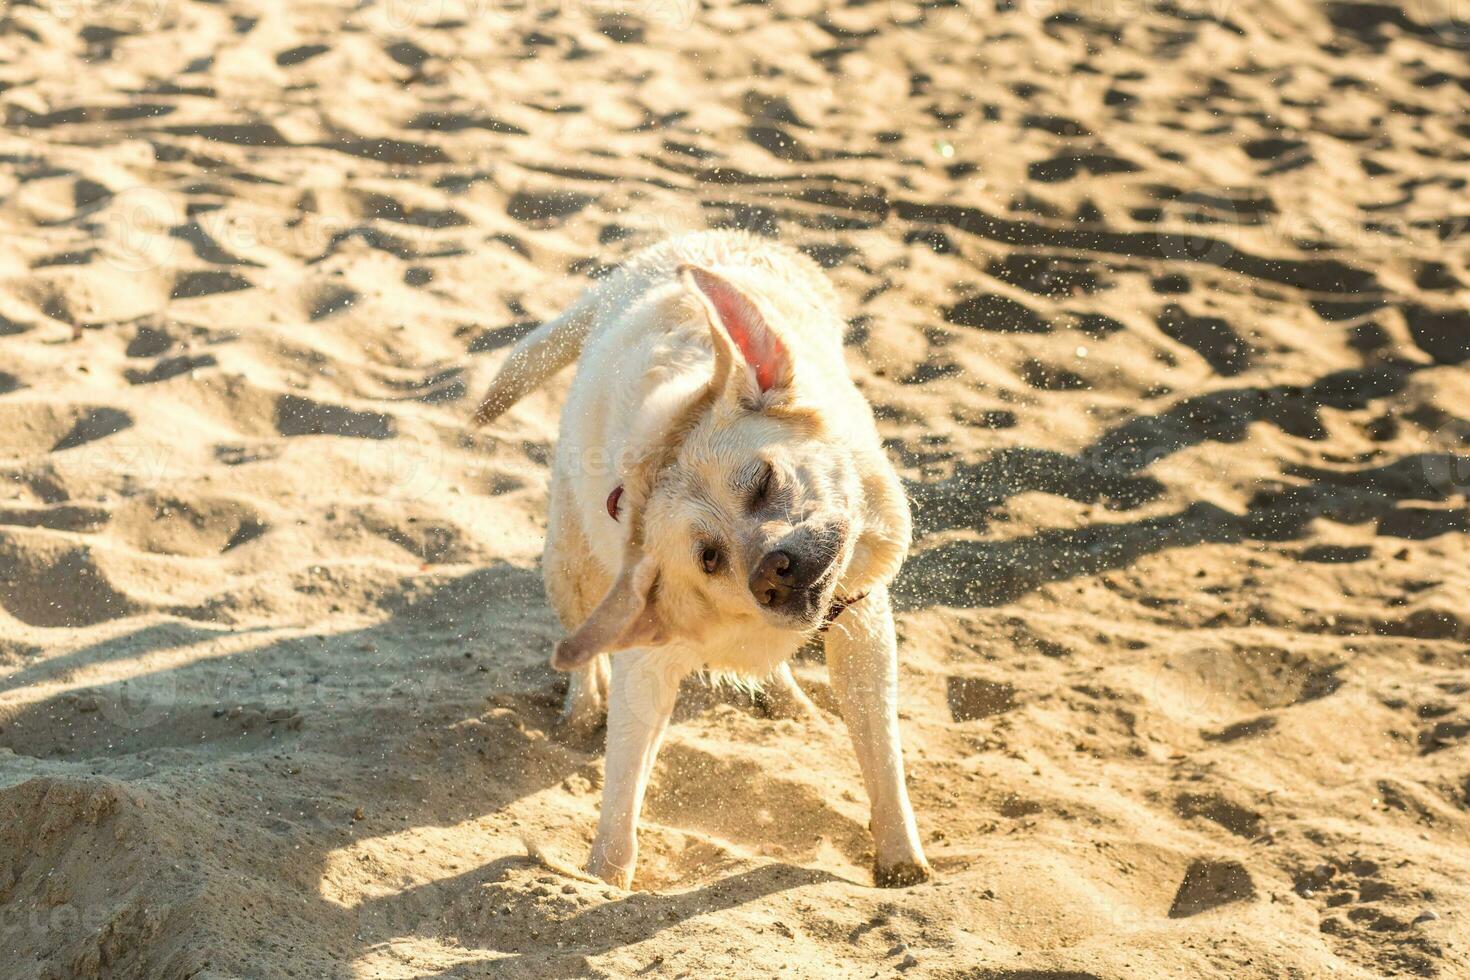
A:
[750,550,798,608]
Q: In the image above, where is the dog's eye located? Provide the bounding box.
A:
[751,463,774,507]
[700,545,723,574]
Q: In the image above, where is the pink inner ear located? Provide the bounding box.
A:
[687,266,786,393]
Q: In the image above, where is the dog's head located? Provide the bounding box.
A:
[552,264,910,671]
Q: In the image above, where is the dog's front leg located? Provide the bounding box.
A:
[587,648,684,889]
[560,654,610,739]
[824,584,931,887]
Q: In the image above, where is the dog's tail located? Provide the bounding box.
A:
[471,292,599,426]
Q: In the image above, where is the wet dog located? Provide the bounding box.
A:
[474,231,929,889]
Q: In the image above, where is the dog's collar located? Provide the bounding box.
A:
[818,592,868,632]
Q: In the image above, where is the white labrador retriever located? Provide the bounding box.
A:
[474,230,929,889]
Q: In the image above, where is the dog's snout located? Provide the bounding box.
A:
[750,544,840,611]
[749,520,849,616]
[750,549,797,608]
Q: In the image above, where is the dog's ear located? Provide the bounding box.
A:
[680,264,793,403]
[551,552,665,670]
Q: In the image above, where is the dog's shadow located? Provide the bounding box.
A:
[368,860,843,978]
[0,561,865,978]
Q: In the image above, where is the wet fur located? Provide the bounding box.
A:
[473,230,928,889]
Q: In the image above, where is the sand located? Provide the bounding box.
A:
[1,0,1468,976]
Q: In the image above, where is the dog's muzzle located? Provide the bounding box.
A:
[749,548,838,621]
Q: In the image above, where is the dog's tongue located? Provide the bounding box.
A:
[606,484,623,521]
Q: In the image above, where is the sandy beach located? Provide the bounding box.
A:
[1,0,1468,976]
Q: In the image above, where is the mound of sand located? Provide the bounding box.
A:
[1,0,1467,976]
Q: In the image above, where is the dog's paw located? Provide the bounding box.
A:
[754,663,821,720]
[586,851,635,890]
[754,685,819,720]
[873,859,932,888]
[554,710,605,746]
[556,684,607,744]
